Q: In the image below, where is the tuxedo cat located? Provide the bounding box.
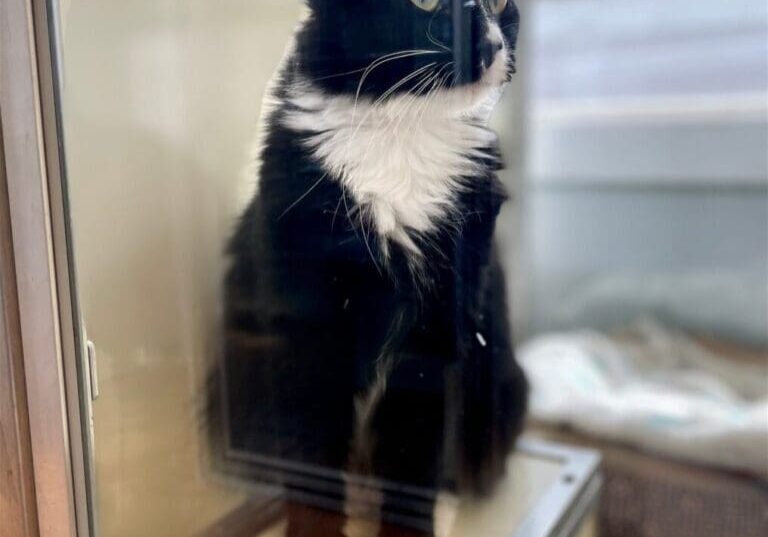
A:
[218,1,527,534]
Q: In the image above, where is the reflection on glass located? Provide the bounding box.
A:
[56,1,535,536]
[53,0,765,536]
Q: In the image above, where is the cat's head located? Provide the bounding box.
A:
[294,0,519,107]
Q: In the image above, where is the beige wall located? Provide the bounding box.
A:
[60,2,302,536]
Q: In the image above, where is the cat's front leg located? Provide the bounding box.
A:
[360,356,449,536]
[457,255,529,497]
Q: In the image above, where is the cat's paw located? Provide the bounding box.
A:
[433,492,459,537]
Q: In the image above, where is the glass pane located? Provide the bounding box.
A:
[52,1,545,537]
[50,1,766,536]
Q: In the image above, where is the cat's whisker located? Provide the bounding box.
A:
[343,53,441,177]
[347,50,437,135]
[382,70,446,159]
[414,63,453,126]
[373,63,443,135]
[364,69,439,168]
[341,188,367,252]
[310,66,371,82]
[391,66,446,130]
[357,70,434,181]
[278,172,329,220]
[330,193,344,231]
[357,204,382,274]
[370,67,448,201]
[373,62,439,108]
[422,70,454,128]
[427,14,452,53]
[353,50,437,101]
[375,67,439,146]
[352,49,439,119]
[389,68,441,128]
[426,34,451,53]
[345,62,439,178]
[393,63,445,115]
[431,66,454,106]
[353,65,443,225]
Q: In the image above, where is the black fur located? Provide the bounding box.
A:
[212,1,527,532]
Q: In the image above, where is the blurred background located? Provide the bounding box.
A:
[518,0,767,342]
[54,1,766,536]
[512,2,768,536]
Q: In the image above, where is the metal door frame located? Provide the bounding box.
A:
[0,1,90,536]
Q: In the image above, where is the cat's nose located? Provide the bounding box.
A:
[478,40,503,70]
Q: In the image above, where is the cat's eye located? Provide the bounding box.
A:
[410,0,441,13]
[488,0,508,15]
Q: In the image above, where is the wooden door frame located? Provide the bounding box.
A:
[1,1,88,536]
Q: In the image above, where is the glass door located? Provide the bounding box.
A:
[46,2,555,536]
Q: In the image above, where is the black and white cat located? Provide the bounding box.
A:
[219,1,527,534]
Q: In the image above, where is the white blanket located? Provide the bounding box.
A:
[519,319,768,478]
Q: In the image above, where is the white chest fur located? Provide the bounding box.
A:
[283,83,498,256]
